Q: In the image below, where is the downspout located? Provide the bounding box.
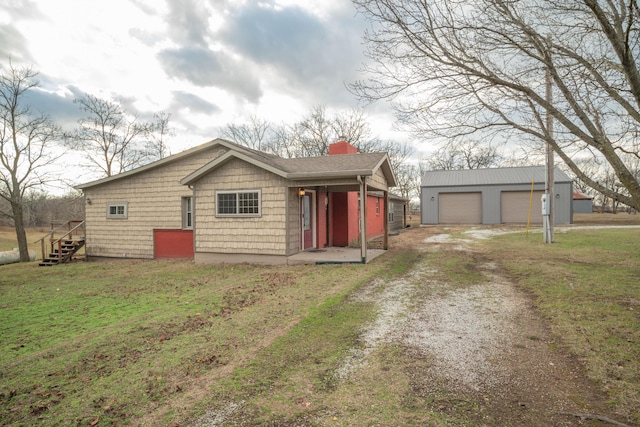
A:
[325,186,330,247]
[83,190,89,262]
[383,190,389,250]
[189,184,196,260]
[357,175,367,264]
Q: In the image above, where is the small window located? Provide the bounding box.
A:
[182,197,193,229]
[376,198,380,215]
[388,211,394,223]
[216,190,261,217]
[107,202,128,219]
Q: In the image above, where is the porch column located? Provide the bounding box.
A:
[360,176,367,263]
[383,190,389,250]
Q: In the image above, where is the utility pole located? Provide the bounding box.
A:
[544,39,555,243]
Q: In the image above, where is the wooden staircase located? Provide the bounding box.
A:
[35,220,86,267]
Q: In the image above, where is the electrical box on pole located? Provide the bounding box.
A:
[542,193,552,243]
[541,193,550,215]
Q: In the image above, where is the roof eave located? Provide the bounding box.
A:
[287,169,373,180]
[77,138,229,190]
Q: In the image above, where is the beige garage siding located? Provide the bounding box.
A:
[501,191,543,224]
[439,192,482,224]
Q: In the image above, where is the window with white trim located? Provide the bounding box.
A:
[216,190,261,217]
[106,202,128,219]
[182,197,193,229]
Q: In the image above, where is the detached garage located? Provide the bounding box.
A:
[421,166,573,225]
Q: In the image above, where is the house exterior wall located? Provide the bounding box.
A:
[193,158,289,258]
[83,147,226,259]
[369,169,388,191]
[316,190,328,248]
[366,195,385,239]
[329,192,361,246]
[389,199,406,231]
[421,182,573,225]
[286,187,301,255]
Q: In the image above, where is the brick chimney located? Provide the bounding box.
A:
[329,140,358,155]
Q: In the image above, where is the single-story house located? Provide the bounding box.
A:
[76,139,396,264]
[573,192,593,214]
[420,166,573,225]
[388,193,408,232]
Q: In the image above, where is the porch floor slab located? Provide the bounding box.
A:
[286,247,386,265]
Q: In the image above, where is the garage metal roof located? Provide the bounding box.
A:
[421,166,572,187]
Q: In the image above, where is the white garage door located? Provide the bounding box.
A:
[439,192,482,224]
[501,191,543,224]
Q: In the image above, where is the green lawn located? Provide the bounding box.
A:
[1,223,639,425]
[0,252,418,426]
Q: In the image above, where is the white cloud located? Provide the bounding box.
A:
[0,0,420,192]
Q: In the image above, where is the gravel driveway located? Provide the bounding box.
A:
[339,227,628,426]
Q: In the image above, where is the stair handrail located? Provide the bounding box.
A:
[34,220,85,261]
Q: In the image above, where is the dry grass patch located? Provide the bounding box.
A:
[479,227,640,423]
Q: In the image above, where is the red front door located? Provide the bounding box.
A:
[301,193,313,249]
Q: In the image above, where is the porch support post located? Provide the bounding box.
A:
[383,190,389,250]
[359,176,367,263]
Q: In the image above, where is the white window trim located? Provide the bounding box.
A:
[106,202,128,219]
[215,190,262,218]
[182,197,193,229]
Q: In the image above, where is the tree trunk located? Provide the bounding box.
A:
[11,200,30,262]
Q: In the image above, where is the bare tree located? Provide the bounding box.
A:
[220,114,272,152]
[428,140,503,170]
[352,0,640,211]
[221,106,415,190]
[393,163,418,201]
[22,190,84,227]
[146,111,174,161]
[0,64,62,261]
[368,138,414,173]
[570,158,602,195]
[222,105,405,159]
[269,123,298,159]
[72,94,154,177]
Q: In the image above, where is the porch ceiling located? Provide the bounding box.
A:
[289,180,388,193]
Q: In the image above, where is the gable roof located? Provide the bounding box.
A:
[76,138,259,190]
[77,137,396,190]
[180,149,395,186]
[421,166,571,187]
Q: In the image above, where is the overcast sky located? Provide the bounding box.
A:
[1,0,416,165]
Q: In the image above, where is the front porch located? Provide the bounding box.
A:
[286,246,387,265]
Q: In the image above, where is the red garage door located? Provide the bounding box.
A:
[154,229,194,258]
